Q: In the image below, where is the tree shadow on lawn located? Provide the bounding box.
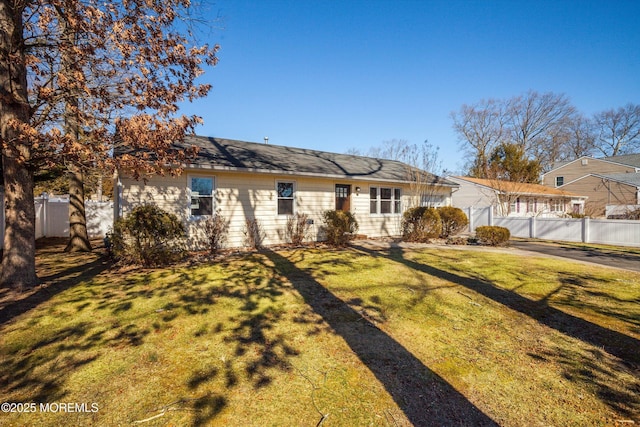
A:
[352,243,640,419]
[263,249,497,427]
[1,251,302,427]
[0,253,110,327]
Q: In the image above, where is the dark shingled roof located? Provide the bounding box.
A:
[174,136,457,186]
[604,153,640,168]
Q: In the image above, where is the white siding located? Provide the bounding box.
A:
[120,171,454,248]
[121,174,188,219]
[449,177,497,209]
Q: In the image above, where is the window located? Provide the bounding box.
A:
[277,182,294,215]
[510,198,520,214]
[553,199,564,212]
[394,188,401,213]
[369,187,378,214]
[370,186,401,214]
[527,199,536,213]
[190,176,214,216]
[540,200,549,212]
[555,176,564,187]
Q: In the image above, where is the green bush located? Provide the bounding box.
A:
[401,207,442,242]
[437,206,469,238]
[475,226,510,246]
[322,210,359,246]
[110,205,185,266]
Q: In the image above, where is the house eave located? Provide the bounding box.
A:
[183,163,459,187]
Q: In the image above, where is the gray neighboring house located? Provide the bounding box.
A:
[115,136,458,248]
[449,176,587,217]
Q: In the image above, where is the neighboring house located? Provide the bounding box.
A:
[542,154,640,217]
[114,136,458,248]
[449,176,586,217]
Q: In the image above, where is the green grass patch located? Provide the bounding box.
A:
[0,241,638,426]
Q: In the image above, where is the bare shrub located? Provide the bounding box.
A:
[285,213,311,245]
[243,218,265,249]
[202,212,229,254]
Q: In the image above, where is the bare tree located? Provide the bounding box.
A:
[453,91,579,175]
[593,103,640,156]
[507,91,577,168]
[365,139,445,208]
[564,114,597,160]
[451,99,506,178]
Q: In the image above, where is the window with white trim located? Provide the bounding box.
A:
[555,176,564,187]
[370,186,401,214]
[277,181,294,215]
[190,176,214,216]
[553,199,564,212]
[527,198,536,213]
[510,198,520,214]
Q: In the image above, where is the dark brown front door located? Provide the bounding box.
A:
[335,184,351,211]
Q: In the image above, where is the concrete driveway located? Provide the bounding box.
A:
[510,240,640,273]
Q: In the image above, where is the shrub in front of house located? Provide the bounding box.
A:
[243,218,265,249]
[202,212,229,254]
[401,207,443,242]
[110,205,185,266]
[322,210,359,246]
[437,206,469,238]
[475,226,510,246]
[286,213,311,245]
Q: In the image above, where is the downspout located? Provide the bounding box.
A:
[113,170,123,222]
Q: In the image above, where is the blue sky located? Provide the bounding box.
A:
[181,0,640,173]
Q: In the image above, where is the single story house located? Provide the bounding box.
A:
[114,136,458,248]
[449,176,587,217]
[542,154,640,216]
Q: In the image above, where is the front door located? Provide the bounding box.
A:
[335,184,351,212]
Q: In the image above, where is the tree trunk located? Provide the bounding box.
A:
[0,0,38,289]
[65,165,92,252]
[60,3,91,253]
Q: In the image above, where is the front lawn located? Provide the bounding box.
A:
[0,241,638,426]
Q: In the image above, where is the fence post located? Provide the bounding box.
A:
[488,207,494,227]
[467,207,474,232]
[530,216,536,238]
[42,193,48,237]
[582,217,590,243]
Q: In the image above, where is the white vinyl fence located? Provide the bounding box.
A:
[0,192,113,248]
[464,206,640,247]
